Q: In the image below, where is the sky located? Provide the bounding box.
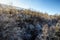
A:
[0,0,60,15]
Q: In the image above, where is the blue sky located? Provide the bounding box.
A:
[0,0,60,15]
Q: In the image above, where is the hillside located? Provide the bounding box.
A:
[0,4,60,40]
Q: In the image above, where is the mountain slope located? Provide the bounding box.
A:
[0,4,60,40]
